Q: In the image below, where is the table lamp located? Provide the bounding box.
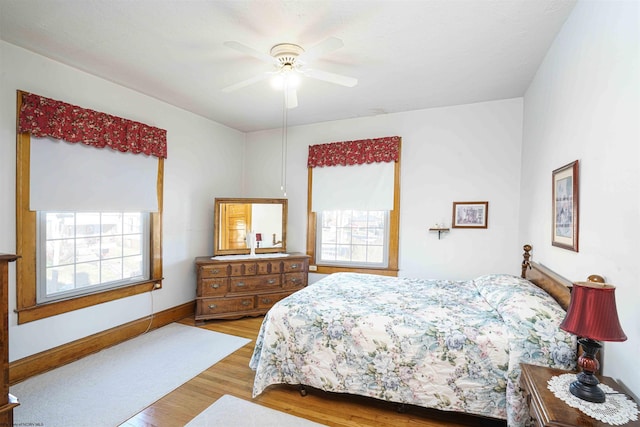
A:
[559,281,627,403]
[255,233,262,248]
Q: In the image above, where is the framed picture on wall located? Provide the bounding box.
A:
[452,201,488,228]
[552,160,579,252]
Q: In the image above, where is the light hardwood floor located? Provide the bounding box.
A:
[121,316,506,427]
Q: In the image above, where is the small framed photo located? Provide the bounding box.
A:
[452,201,488,229]
[552,160,579,252]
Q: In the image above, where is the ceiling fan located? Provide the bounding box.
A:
[222,37,358,109]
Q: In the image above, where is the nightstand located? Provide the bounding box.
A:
[520,363,640,426]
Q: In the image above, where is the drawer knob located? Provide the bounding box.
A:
[290,264,299,269]
[236,282,245,287]
[241,300,251,306]
[290,278,300,284]
[267,279,276,284]
[261,298,272,304]
[210,283,220,289]
[211,269,219,274]
[208,304,217,309]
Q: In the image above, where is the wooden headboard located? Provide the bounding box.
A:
[521,244,574,310]
[520,244,605,311]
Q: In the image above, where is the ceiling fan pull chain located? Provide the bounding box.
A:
[281,82,288,197]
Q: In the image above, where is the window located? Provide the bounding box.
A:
[306,136,401,276]
[38,212,150,303]
[15,91,165,324]
[317,210,389,268]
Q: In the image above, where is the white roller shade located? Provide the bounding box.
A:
[30,136,159,212]
[311,161,395,212]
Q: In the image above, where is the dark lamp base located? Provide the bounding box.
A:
[569,376,605,403]
[571,337,605,403]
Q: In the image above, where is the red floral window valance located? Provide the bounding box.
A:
[18,92,167,159]
[307,136,400,168]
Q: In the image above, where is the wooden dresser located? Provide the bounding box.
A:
[194,253,309,323]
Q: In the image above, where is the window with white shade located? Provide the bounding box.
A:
[16,91,166,323]
[312,160,395,268]
[29,136,158,303]
[306,136,401,275]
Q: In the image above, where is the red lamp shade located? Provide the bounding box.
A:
[255,233,262,242]
[560,281,627,342]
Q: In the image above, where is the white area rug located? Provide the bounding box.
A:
[11,323,250,427]
[186,394,327,427]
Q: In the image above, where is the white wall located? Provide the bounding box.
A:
[520,0,639,395]
[245,98,524,281]
[0,42,246,361]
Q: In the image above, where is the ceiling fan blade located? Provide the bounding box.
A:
[304,68,358,87]
[297,37,344,63]
[285,87,298,109]
[224,41,277,65]
[222,72,272,93]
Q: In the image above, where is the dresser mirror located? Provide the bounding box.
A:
[213,197,287,256]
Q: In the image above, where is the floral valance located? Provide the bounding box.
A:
[307,136,400,168]
[18,92,167,159]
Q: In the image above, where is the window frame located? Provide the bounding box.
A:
[306,155,400,277]
[15,95,163,324]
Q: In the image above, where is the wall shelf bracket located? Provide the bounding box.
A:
[428,228,450,240]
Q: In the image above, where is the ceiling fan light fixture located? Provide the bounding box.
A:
[270,68,300,90]
[222,37,357,103]
[269,43,303,91]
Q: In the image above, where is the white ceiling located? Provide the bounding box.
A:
[0,0,576,133]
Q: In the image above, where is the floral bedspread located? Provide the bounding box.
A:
[250,273,576,426]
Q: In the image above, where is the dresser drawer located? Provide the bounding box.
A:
[200,265,228,278]
[256,261,271,275]
[229,262,257,276]
[256,261,283,274]
[283,272,307,288]
[199,297,254,315]
[229,274,281,293]
[258,261,282,274]
[283,259,306,273]
[256,292,291,309]
[199,278,228,297]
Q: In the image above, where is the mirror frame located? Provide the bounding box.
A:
[213,197,288,256]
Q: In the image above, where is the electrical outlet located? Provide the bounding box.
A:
[309,265,318,272]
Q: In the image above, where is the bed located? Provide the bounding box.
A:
[250,245,579,426]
